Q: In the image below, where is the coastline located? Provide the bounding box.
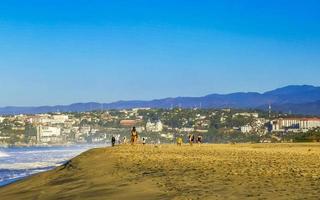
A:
[1,143,320,199]
[0,143,110,148]
[0,145,109,187]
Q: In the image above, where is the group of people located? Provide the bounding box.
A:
[130,127,147,145]
[177,134,203,146]
[111,127,203,147]
[111,127,146,146]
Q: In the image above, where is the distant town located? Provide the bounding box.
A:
[1,107,320,146]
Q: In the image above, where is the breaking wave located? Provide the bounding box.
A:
[0,161,63,170]
[0,152,9,158]
[0,145,106,186]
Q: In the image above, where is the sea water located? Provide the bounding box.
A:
[0,145,107,187]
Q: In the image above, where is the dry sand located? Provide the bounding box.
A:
[1,143,320,200]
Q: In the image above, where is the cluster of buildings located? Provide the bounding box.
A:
[146,120,163,132]
[1,108,320,145]
[0,109,168,145]
[271,118,320,133]
[24,114,78,144]
[233,112,259,118]
[35,126,62,143]
[231,112,267,134]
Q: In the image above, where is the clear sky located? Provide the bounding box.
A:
[0,0,320,106]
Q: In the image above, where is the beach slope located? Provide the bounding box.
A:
[1,144,320,200]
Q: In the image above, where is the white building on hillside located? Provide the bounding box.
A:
[233,112,259,118]
[271,118,320,132]
[36,126,62,143]
[52,115,69,124]
[146,119,163,132]
[34,114,69,125]
[241,125,253,133]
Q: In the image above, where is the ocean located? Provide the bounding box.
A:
[0,145,107,187]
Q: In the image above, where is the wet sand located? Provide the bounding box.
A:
[1,143,320,200]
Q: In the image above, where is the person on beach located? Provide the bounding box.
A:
[123,136,127,144]
[142,137,146,145]
[111,135,116,147]
[176,135,183,146]
[117,134,121,144]
[131,127,139,145]
[197,135,203,145]
[188,134,195,146]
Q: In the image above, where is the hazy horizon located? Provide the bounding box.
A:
[0,1,319,106]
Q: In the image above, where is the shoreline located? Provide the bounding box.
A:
[0,145,109,188]
[0,143,110,148]
[1,143,320,199]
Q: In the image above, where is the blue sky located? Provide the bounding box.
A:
[0,0,320,106]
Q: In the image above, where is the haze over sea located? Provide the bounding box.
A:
[0,145,106,187]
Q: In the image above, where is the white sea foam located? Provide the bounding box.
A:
[0,161,62,170]
[0,145,103,186]
[0,152,9,158]
[15,149,83,154]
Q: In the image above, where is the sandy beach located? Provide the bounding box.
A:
[1,143,320,200]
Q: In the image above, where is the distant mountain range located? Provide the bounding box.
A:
[1,85,320,115]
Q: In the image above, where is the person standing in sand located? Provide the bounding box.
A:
[188,134,195,146]
[123,136,127,144]
[176,135,183,146]
[197,135,203,146]
[111,135,116,147]
[131,127,139,145]
[117,134,121,144]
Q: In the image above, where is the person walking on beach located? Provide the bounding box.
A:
[131,127,139,145]
[111,135,116,147]
[117,134,121,145]
[197,135,203,145]
[177,135,183,146]
[188,134,195,146]
[123,136,127,144]
[142,137,146,145]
